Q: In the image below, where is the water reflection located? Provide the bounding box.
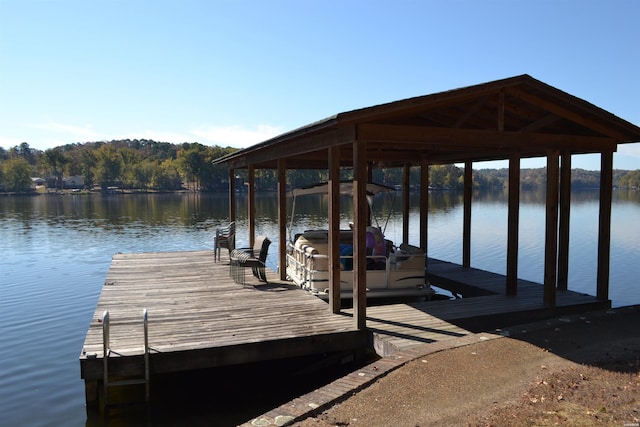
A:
[0,190,638,427]
[4,189,635,230]
[0,193,232,230]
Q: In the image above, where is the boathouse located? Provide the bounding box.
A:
[80,75,640,416]
[214,74,640,329]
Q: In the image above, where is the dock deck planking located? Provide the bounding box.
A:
[80,250,366,385]
[426,257,609,320]
[80,250,610,407]
[354,257,610,354]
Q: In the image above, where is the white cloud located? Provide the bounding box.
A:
[192,124,284,148]
[0,122,286,151]
[0,135,24,148]
[0,121,101,150]
[32,121,99,140]
[118,124,284,148]
[618,143,640,159]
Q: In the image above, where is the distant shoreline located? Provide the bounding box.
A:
[2,184,639,197]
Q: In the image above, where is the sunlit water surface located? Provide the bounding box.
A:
[1,190,638,426]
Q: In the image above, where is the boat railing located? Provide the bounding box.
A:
[287,241,408,288]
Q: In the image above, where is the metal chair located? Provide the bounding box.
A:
[229,236,271,286]
[214,221,235,262]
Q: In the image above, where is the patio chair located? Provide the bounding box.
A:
[214,221,235,262]
[229,236,271,286]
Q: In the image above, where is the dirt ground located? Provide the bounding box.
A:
[293,305,640,427]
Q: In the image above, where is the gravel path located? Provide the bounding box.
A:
[293,306,640,427]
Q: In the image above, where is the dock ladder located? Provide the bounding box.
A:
[102,308,150,408]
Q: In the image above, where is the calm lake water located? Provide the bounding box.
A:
[1,189,639,426]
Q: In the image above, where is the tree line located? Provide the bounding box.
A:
[1,140,638,193]
[0,140,236,192]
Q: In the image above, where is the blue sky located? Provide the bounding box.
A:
[1,0,639,170]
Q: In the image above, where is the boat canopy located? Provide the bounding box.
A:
[288,181,396,240]
[289,181,395,198]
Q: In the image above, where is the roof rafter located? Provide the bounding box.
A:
[224,126,355,169]
[357,124,617,152]
[505,86,634,141]
[213,75,640,171]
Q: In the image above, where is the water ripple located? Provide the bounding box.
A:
[1,191,638,426]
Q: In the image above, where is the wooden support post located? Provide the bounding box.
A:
[366,162,373,225]
[419,160,429,254]
[557,153,572,291]
[248,164,255,247]
[353,139,367,330]
[506,152,520,295]
[596,151,613,301]
[497,89,505,132]
[328,146,341,313]
[544,151,559,307]
[228,168,236,223]
[463,161,472,268]
[420,160,429,281]
[277,159,287,280]
[403,164,410,245]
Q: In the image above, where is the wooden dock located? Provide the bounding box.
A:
[244,258,611,427]
[426,257,610,329]
[79,250,367,406]
[80,250,610,412]
[354,257,610,356]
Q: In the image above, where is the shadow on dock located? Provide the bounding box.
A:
[81,250,609,426]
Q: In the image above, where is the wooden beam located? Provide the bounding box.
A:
[403,164,410,245]
[248,164,255,247]
[498,89,505,131]
[367,162,373,225]
[224,126,356,169]
[353,139,367,330]
[454,98,489,128]
[342,79,515,124]
[518,114,561,132]
[557,153,572,291]
[422,147,608,166]
[420,161,429,253]
[463,161,472,268]
[228,168,236,224]
[506,152,520,295]
[223,131,616,171]
[544,151,559,307]
[328,146,341,313]
[277,159,287,281]
[420,160,429,281]
[357,124,617,152]
[506,87,632,141]
[596,151,613,301]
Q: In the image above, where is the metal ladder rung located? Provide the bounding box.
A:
[102,308,150,408]
[107,378,149,387]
